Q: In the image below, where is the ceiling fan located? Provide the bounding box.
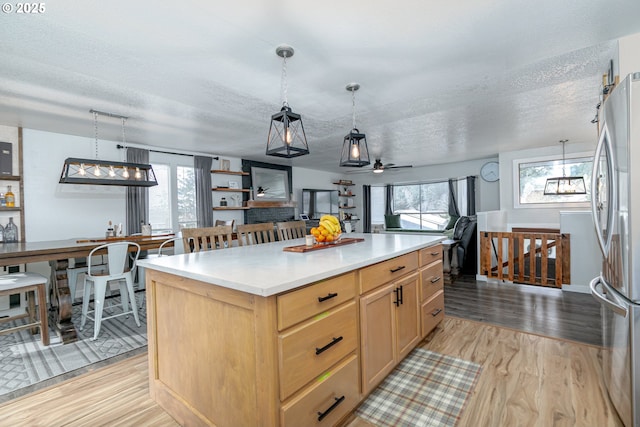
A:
[347,158,413,174]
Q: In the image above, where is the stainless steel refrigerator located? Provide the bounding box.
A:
[590,71,640,427]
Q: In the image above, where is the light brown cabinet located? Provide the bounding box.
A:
[419,244,445,338]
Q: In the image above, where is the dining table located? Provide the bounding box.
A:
[0,234,174,344]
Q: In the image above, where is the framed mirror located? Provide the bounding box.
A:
[251,167,290,201]
[301,189,339,219]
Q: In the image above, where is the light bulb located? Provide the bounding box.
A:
[93,164,101,177]
[134,167,142,179]
[122,167,130,179]
[108,166,116,177]
[351,142,360,158]
[373,168,383,174]
[79,163,86,176]
[285,127,293,145]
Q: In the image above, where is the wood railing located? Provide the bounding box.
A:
[480,231,571,288]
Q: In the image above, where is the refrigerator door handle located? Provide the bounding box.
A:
[590,276,628,317]
[591,123,615,257]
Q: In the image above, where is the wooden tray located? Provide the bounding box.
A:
[283,237,365,253]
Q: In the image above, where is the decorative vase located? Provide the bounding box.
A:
[3,217,18,242]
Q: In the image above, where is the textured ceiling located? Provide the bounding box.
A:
[1,1,639,173]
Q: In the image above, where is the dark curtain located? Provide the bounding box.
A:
[126,148,149,235]
[309,193,316,219]
[385,184,394,215]
[194,156,213,227]
[466,176,476,215]
[448,179,460,217]
[362,185,371,233]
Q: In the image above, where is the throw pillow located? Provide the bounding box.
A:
[385,214,402,229]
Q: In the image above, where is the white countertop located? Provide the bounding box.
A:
[138,233,445,296]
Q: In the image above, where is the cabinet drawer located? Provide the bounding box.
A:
[277,272,356,331]
[281,355,359,427]
[421,290,444,338]
[420,261,443,301]
[279,301,357,400]
[359,252,418,294]
[419,244,442,266]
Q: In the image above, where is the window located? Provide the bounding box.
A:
[393,182,449,230]
[515,153,592,208]
[149,152,196,232]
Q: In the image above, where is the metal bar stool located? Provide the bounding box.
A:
[0,272,50,346]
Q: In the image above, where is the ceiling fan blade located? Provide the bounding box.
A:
[386,165,413,169]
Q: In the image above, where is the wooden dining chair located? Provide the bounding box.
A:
[236,222,276,246]
[181,226,233,252]
[276,220,307,241]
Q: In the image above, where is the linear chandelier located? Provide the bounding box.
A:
[340,82,371,167]
[543,139,586,195]
[59,110,158,187]
[266,45,310,158]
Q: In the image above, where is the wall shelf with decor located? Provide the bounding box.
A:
[0,128,25,243]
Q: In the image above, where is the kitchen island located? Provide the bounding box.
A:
[139,233,445,427]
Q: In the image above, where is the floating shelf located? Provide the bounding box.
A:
[333,181,354,186]
[338,194,355,197]
[212,188,250,193]
[0,176,21,181]
[339,206,356,209]
[246,200,296,208]
[211,170,249,176]
[212,206,249,211]
[0,207,21,212]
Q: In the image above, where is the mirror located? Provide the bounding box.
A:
[302,189,339,219]
[251,167,290,201]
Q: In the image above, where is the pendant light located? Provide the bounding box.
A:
[340,83,370,167]
[543,139,586,195]
[59,109,158,187]
[266,45,310,158]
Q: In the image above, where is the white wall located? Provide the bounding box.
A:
[618,32,640,79]
[497,141,596,229]
[23,128,126,241]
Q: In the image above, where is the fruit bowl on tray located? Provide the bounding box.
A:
[310,215,342,245]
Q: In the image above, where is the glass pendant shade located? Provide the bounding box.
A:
[543,176,587,195]
[266,106,310,158]
[340,129,371,167]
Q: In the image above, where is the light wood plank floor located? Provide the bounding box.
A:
[0,317,621,427]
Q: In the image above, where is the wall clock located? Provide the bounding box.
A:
[480,161,499,182]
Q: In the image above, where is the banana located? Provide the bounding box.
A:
[321,215,340,227]
[320,220,336,234]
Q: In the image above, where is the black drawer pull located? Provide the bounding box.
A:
[317,395,345,422]
[315,336,343,355]
[431,308,443,317]
[318,292,338,303]
[430,276,441,283]
[430,252,439,256]
[390,265,406,273]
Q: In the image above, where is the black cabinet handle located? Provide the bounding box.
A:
[430,251,439,256]
[430,276,441,283]
[318,292,338,303]
[394,288,400,307]
[390,265,406,273]
[315,336,343,355]
[317,395,345,422]
[399,285,404,305]
[431,308,442,317]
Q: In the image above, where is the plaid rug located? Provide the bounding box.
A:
[0,292,147,401]
[355,347,481,427]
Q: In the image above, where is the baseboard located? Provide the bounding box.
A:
[562,284,591,294]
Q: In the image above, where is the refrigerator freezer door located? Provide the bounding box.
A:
[591,276,637,427]
[591,123,615,258]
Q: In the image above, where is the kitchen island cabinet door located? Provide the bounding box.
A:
[360,283,396,394]
[395,272,421,361]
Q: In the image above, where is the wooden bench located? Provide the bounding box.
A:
[0,272,49,346]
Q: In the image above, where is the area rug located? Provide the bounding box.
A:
[355,347,481,427]
[0,293,147,400]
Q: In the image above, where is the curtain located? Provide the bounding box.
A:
[126,148,149,235]
[385,184,394,215]
[362,185,371,233]
[466,176,476,215]
[194,156,213,228]
[448,179,460,217]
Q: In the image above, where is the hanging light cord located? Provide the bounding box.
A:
[94,111,99,159]
[281,51,289,108]
[352,88,357,130]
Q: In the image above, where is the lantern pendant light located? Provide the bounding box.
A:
[340,83,370,167]
[543,139,587,195]
[266,45,310,158]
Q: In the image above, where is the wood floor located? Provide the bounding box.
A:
[0,278,620,426]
